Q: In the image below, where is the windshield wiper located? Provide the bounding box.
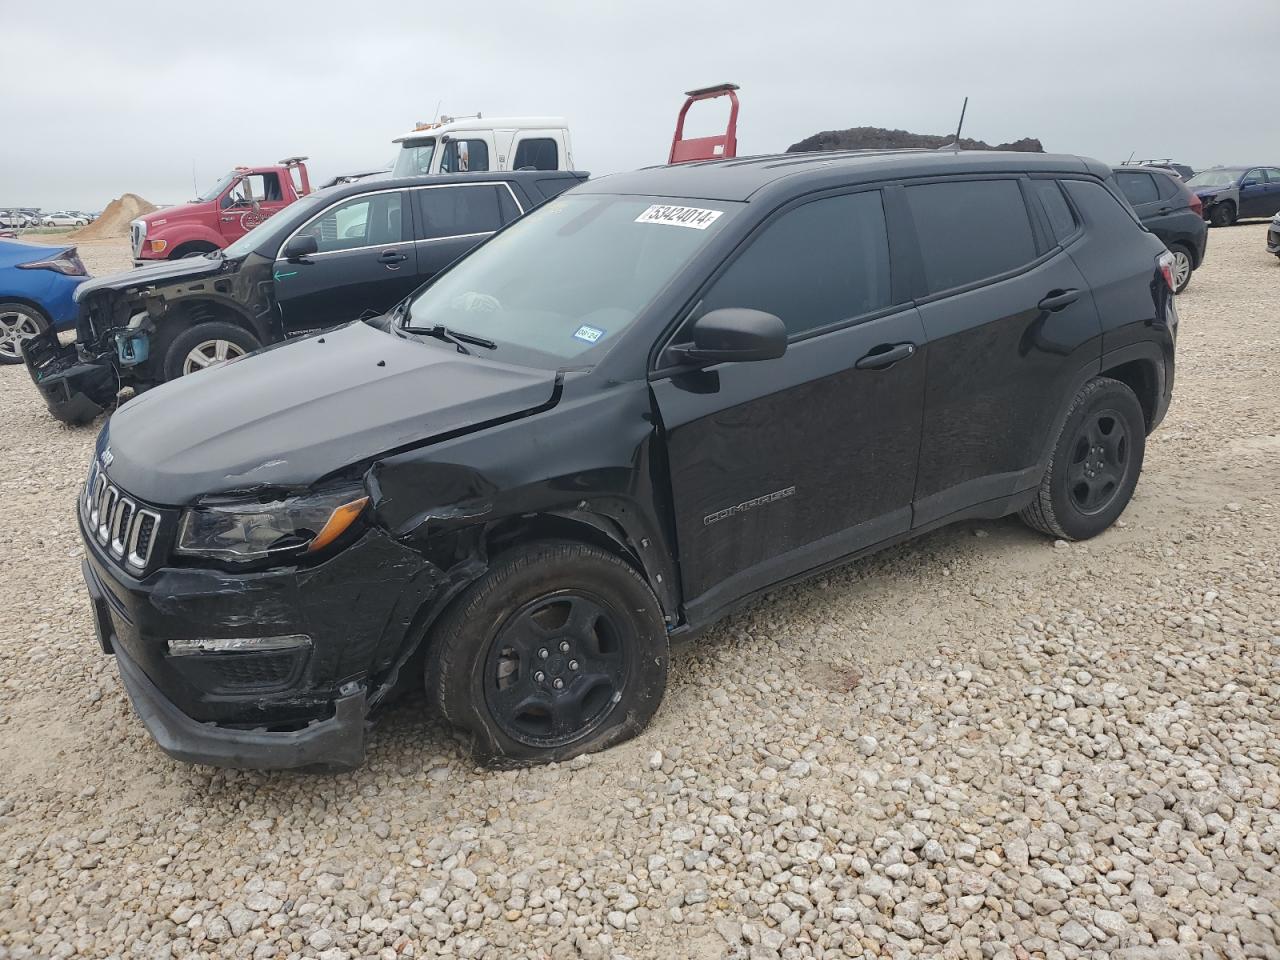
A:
[419,324,497,355]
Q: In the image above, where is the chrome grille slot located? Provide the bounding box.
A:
[128,511,160,569]
[109,499,135,558]
[88,473,107,528]
[96,486,118,542]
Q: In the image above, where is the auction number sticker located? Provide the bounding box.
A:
[635,204,723,230]
[573,325,605,344]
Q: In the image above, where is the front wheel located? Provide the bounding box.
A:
[428,541,669,767]
[0,302,50,365]
[160,321,260,382]
[1020,377,1146,541]
[1209,202,1235,228]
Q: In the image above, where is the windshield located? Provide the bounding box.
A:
[1187,169,1242,188]
[392,138,436,178]
[195,172,238,202]
[404,194,741,366]
[221,193,329,259]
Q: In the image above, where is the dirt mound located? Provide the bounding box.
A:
[71,194,157,240]
[787,127,1044,154]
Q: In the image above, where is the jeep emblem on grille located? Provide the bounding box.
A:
[100,447,113,469]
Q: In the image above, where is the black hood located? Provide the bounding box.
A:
[75,255,226,301]
[103,322,558,505]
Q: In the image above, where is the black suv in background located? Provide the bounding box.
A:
[78,150,1178,771]
[23,170,588,423]
[1113,165,1208,293]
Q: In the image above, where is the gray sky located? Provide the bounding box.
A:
[3,0,1277,210]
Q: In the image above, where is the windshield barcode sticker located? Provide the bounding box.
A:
[635,204,723,230]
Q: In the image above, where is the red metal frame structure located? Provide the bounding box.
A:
[668,83,740,164]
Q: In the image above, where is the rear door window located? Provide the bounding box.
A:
[1154,174,1181,200]
[1263,168,1280,183]
[1029,179,1078,244]
[513,138,559,171]
[1115,172,1159,206]
[415,185,504,240]
[905,179,1038,294]
[700,190,893,338]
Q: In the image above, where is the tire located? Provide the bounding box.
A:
[0,302,50,365]
[1020,377,1146,541]
[1208,202,1235,228]
[427,540,669,767]
[160,321,260,382]
[1169,244,1193,294]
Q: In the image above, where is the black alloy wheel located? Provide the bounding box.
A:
[1020,377,1146,541]
[428,540,668,766]
[1066,409,1129,516]
[484,591,630,747]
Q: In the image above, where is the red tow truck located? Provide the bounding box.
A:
[130,157,311,264]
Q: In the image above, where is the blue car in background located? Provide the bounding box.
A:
[0,240,89,364]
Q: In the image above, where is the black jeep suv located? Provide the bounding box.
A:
[78,150,1177,770]
[23,170,587,424]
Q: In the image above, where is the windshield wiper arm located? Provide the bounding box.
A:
[419,324,497,355]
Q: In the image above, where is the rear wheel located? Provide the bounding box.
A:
[0,302,49,364]
[161,321,260,382]
[1170,245,1193,294]
[428,541,669,767]
[1020,377,1146,541]
[1209,202,1235,228]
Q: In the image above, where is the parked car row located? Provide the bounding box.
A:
[25,169,589,422]
[0,209,95,228]
[42,148,1181,772]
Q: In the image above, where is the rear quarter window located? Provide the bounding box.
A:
[905,179,1038,294]
[1115,172,1159,206]
[1030,179,1079,244]
[1063,178,1146,233]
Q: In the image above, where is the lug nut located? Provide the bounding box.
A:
[534,671,545,683]
[559,640,570,653]
[568,659,579,671]
[553,678,564,690]
[538,647,549,659]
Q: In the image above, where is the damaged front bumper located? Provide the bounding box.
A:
[22,331,118,425]
[81,513,452,771]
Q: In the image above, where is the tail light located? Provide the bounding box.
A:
[17,247,87,277]
[1187,191,1203,218]
[1157,250,1177,291]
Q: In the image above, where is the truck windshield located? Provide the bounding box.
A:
[404,194,741,367]
[392,138,437,178]
[194,172,237,203]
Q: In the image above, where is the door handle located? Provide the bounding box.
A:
[378,249,408,265]
[856,342,916,370]
[1038,288,1080,312]
[1157,206,1172,215]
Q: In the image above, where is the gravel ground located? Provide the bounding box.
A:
[2,226,1278,960]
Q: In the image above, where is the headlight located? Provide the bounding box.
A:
[176,486,369,562]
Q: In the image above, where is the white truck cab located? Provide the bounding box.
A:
[391,116,573,178]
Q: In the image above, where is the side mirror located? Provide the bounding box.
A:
[281,234,319,261]
[671,308,787,366]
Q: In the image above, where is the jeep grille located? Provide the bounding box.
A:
[82,461,162,573]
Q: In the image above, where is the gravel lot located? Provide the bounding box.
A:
[2,226,1278,960]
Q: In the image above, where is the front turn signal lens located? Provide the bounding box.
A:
[308,497,370,553]
[150,239,168,253]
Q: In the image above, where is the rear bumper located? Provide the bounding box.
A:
[1267,221,1280,254]
[21,331,116,424]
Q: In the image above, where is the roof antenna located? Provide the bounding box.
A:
[951,96,968,152]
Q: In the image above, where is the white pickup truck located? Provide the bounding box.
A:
[391,116,573,178]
